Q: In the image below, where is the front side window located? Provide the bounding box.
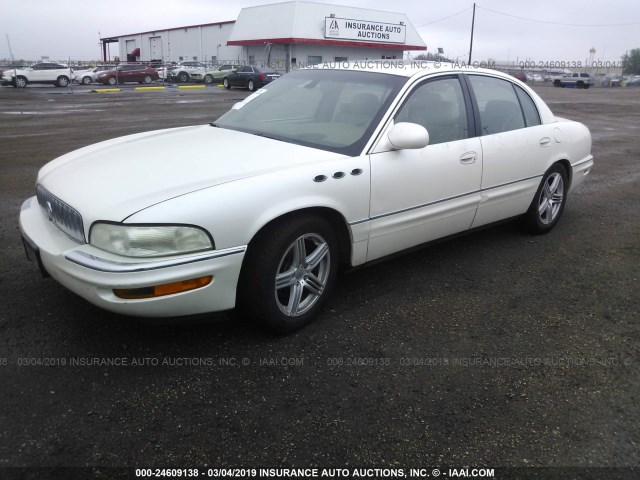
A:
[215,69,406,156]
[394,77,469,145]
[468,75,525,135]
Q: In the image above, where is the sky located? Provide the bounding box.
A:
[1,0,639,63]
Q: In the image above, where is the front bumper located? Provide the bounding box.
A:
[19,197,246,317]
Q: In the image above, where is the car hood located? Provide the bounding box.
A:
[38,125,342,223]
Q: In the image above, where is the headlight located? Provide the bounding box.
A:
[90,223,214,257]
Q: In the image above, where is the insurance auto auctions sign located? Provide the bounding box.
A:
[324,17,406,44]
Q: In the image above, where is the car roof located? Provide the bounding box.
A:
[309,60,556,124]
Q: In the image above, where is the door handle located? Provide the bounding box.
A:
[460,152,477,164]
[539,137,552,147]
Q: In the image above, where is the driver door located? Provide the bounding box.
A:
[367,75,483,261]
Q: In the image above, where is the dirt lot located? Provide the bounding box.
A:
[0,82,638,478]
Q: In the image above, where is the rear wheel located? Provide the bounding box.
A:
[577,81,584,89]
[223,78,230,89]
[56,76,70,87]
[522,164,568,234]
[247,79,255,91]
[143,75,152,84]
[178,72,189,83]
[236,215,338,333]
[204,74,213,84]
[82,76,92,85]
[553,80,561,87]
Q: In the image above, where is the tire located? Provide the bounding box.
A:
[247,79,255,91]
[204,74,213,84]
[223,78,230,89]
[107,77,117,86]
[584,84,590,89]
[236,215,339,333]
[577,81,584,89]
[56,76,69,87]
[82,76,92,85]
[143,75,152,84]
[553,80,561,87]
[178,72,189,83]
[522,164,568,234]
[14,76,27,88]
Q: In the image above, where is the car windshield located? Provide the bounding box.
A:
[214,69,406,156]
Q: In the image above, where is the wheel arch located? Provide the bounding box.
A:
[553,159,573,189]
[245,207,353,268]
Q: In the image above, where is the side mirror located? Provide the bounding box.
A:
[387,122,430,150]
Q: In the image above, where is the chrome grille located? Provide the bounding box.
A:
[36,184,86,243]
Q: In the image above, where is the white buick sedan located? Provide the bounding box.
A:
[20,63,593,332]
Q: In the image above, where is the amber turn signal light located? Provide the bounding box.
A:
[113,275,213,300]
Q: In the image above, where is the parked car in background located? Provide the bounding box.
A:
[506,70,527,82]
[20,64,593,333]
[553,72,592,89]
[191,64,240,84]
[73,65,116,85]
[96,65,159,85]
[1,63,73,87]
[625,75,640,86]
[168,61,207,82]
[223,66,282,91]
[0,64,27,79]
[156,62,177,80]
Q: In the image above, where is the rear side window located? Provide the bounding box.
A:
[514,86,541,127]
[468,75,525,135]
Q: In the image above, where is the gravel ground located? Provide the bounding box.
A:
[0,83,638,479]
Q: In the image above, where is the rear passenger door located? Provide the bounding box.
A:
[234,66,252,87]
[465,74,555,227]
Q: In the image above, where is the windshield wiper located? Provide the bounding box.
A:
[251,132,280,141]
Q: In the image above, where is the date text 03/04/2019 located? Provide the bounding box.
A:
[135,467,496,478]
[519,60,626,69]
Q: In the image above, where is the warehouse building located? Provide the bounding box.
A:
[100,0,426,71]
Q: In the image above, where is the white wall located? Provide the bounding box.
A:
[117,24,241,63]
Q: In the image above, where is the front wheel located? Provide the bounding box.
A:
[107,77,117,86]
[247,79,255,91]
[14,76,27,88]
[223,78,230,89]
[236,216,339,333]
[204,74,213,84]
[178,72,189,83]
[522,164,568,234]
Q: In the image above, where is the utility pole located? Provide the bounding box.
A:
[6,34,15,62]
[468,3,476,65]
